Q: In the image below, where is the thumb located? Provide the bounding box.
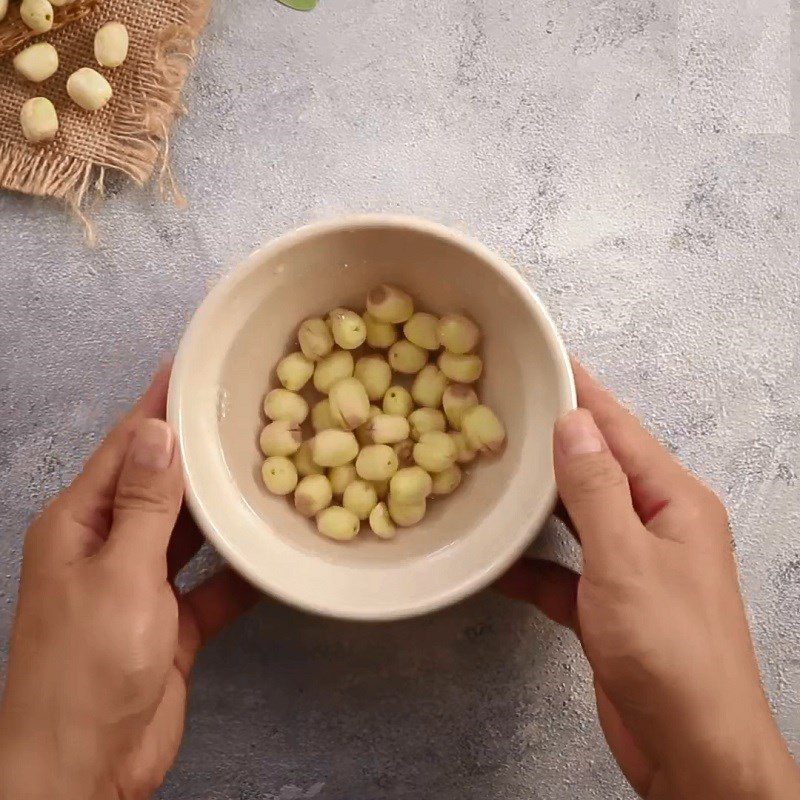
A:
[554,409,646,576]
[104,418,183,581]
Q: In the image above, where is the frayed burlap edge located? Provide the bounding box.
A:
[0,0,209,245]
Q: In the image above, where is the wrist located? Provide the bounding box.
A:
[0,716,115,800]
[662,715,799,800]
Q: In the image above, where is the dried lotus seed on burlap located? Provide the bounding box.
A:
[94,21,129,69]
[20,0,54,34]
[13,43,58,83]
[19,97,58,143]
[67,68,113,111]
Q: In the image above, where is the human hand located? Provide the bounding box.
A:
[499,360,799,799]
[0,364,259,800]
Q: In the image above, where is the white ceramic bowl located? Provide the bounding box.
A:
[168,215,575,621]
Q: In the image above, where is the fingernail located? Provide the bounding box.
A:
[131,419,174,471]
[556,409,604,457]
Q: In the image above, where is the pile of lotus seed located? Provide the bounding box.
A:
[258,284,506,542]
[2,1,129,143]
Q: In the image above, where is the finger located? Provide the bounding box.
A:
[167,507,204,582]
[65,362,172,536]
[554,408,647,577]
[571,358,703,531]
[102,418,183,581]
[495,558,580,633]
[175,569,260,676]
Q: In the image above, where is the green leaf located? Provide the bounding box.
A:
[276,0,318,10]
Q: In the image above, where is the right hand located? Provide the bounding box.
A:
[499,360,799,799]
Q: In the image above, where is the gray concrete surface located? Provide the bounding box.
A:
[1,0,798,797]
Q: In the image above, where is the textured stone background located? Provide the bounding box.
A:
[0,1,797,797]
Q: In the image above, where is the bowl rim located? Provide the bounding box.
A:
[168,213,576,621]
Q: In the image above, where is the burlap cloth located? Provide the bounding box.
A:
[0,0,209,239]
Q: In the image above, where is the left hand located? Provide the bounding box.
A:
[0,363,259,800]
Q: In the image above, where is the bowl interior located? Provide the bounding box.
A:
[171,219,574,619]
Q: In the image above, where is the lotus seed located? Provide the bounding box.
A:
[263,388,309,425]
[411,365,448,408]
[413,431,457,473]
[408,408,446,441]
[343,479,378,520]
[299,317,334,361]
[442,384,479,430]
[329,464,358,496]
[259,421,302,457]
[437,313,480,354]
[382,385,413,417]
[364,312,398,349]
[438,351,483,384]
[355,444,399,481]
[369,502,396,539]
[462,405,507,454]
[261,456,298,495]
[328,377,370,430]
[277,351,314,391]
[403,312,439,350]
[366,284,414,323]
[316,506,360,541]
[313,349,354,394]
[388,339,427,374]
[329,308,367,350]
[294,474,333,517]
[312,429,359,467]
[354,355,392,401]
